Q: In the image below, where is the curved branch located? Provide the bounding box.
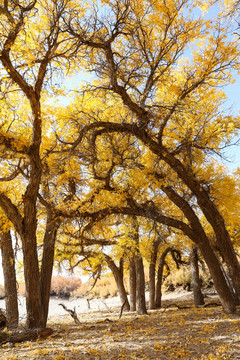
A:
[0,194,24,238]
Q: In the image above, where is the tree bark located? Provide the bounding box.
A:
[148,238,161,309]
[134,252,147,315]
[0,231,19,328]
[197,240,235,313]
[40,210,61,325]
[190,246,204,306]
[155,247,171,308]
[129,256,136,311]
[131,217,147,315]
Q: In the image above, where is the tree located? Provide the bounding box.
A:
[0,0,77,329]
[59,0,240,309]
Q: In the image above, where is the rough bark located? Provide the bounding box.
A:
[190,246,204,306]
[134,252,147,315]
[40,211,61,325]
[0,309,6,328]
[129,256,136,311]
[131,217,147,315]
[0,231,19,328]
[155,247,171,308]
[148,238,161,309]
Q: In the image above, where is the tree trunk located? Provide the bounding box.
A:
[161,152,240,301]
[148,239,161,309]
[155,247,171,308]
[161,186,236,314]
[130,216,147,315]
[190,246,204,306]
[134,252,147,315]
[129,256,136,311]
[104,255,130,311]
[0,231,19,328]
[197,240,235,314]
[148,261,156,310]
[40,210,61,325]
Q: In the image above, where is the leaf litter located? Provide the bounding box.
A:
[1,295,240,359]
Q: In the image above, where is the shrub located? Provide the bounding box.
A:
[17,276,82,297]
[73,276,118,299]
[50,276,82,296]
[163,267,213,292]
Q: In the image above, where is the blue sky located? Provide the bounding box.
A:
[222,75,240,170]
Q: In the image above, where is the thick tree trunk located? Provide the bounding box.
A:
[40,211,61,325]
[134,252,147,315]
[104,255,130,311]
[197,240,235,313]
[130,216,147,315]
[161,152,240,301]
[0,231,19,328]
[129,256,136,311]
[148,239,161,310]
[196,195,240,301]
[155,247,171,308]
[148,261,156,310]
[162,186,236,314]
[22,232,44,329]
[190,246,204,306]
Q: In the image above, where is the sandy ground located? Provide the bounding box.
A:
[0,290,197,322]
[2,290,240,359]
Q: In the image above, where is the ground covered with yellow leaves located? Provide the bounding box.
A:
[1,297,240,359]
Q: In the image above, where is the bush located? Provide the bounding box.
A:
[17,276,82,297]
[163,267,213,293]
[73,276,118,299]
[50,276,82,297]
